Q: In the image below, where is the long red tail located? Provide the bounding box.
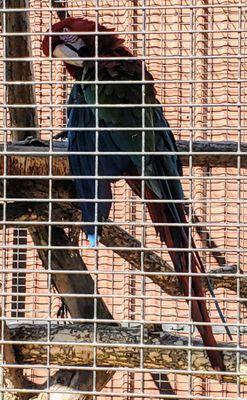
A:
[126,177,225,372]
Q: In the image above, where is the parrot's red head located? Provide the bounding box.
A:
[42,17,125,78]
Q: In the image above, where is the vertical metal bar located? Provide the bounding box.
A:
[188,0,195,395]
[236,4,242,398]
[129,0,139,317]
[193,1,209,395]
[142,0,148,395]
[140,0,146,396]
[1,1,7,398]
[46,0,53,393]
[128,1,139,395]
[93,2,100,398]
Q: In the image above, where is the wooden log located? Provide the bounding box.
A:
[1,140,247,178]
[178,140,247,169]
[0,201,245,301]
[101,223,245,301]
[10,323,247,385]
[29,226,115,400]
[5,1,38,140]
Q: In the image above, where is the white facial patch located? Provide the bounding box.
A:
[53,38,87,67]
[60,33,78,44]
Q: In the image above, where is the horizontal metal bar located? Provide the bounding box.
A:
[0,220,247,231]
[2,339,243,353]
[1,174,247,181]
[0,291,240,302]
[4,318,245,332]
[0,243,244,252]
[1,79,247,84]
[4,317,247,330]
[1,126,243,131]
[2,54,246,61]
[1,219,247,229]
[0,269,242,279]
[2,102,244,108]
[0,363,243,378]
[0,385,242,400]
[1,197,245,204]
[0,4,245,12]
[1,28,247,36]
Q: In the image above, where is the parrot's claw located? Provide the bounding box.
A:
[53,131,68,141]
[13,136,48,147]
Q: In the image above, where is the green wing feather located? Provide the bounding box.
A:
[80,60,157,171]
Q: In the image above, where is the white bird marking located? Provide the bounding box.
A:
[60,27,78,44]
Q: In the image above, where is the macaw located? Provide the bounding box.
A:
[42,17,231,372]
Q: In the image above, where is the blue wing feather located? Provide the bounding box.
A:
[67,83,132,236]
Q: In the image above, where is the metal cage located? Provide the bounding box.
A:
[0,0,246,399]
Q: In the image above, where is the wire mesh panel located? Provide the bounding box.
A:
[0,0,246,399]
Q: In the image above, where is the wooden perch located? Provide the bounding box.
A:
[1,139,247,177]
[177,139,247,169]
[10,323,247,384]
[1,202,245,301]
[101,224,244,299]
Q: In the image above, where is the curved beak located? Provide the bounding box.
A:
[53,39,86,67]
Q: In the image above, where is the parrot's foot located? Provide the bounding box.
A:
[53,131,68,141]
[86,234,101,247]
[13,136,48,147]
